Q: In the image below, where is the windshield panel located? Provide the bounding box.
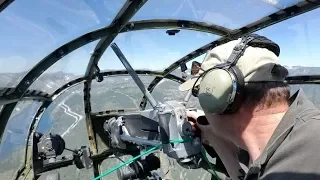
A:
[146,79,201,109]
[256,7,320,75]
[130,0,297,29]
[91,75,154,112]
[171,54,206,79]
[261,0,303,9]
[0,101,41,179]
[36,84,93,179]
[290,84,320,107]
[28,40,99,94]
[0,0,125,88]
[99,29,219,71]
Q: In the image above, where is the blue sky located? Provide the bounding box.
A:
[0,0,319,78]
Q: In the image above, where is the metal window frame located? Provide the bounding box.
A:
[0,0,319,179]
[15,70,184,179]
[139,1,320,109]
[1,2,319,137]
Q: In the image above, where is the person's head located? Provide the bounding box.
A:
[179,35,290,120]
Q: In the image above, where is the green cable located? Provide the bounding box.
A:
[92,144,161,180]
[201,146,221,180]
[93,138,220,180]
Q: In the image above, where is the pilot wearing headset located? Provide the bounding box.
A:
[180,34,320,180]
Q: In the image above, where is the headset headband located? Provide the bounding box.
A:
[217,35,260,69]
[191,35,259,97]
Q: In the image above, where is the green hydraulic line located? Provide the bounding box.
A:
[93,138,220,180]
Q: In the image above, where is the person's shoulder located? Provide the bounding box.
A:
[260,119,320,179]
[296,92,320,123]
[290,89,320,138]
[288,88,320,122]
[261,118,320,179]
[260,90,320,179]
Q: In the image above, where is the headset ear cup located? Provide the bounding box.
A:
[197,35,256,114]
[223,66,244,114]
[198,68,235,114]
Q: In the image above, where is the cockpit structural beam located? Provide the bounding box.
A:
[15,70,184,180]
[50,70,184,102]
[0,0,13,13]
[0,88,51,106]
[139,0,320,110]
[82,0,149,178]
[122,19,231,36]
[2,1,320,178]
[82,0,148,162]
[0,18,232,140]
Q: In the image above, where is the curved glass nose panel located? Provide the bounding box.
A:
[28,40,99,94]
[36,84,93,180]
[0,101,42,179]
[256,7,320,74]
[91,75,154,112]
[130,0,303,29]
[98,29,219,72]
[0,0,126,88]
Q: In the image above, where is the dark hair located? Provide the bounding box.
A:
[243,65,290,109]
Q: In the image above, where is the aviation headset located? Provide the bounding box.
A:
[191,34,280,114]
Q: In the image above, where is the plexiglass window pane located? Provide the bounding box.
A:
[99,29,219,71]
[0,0,126,88]
[0,101,41,179]
[171,54,206,79]
[290,84,320,108]
[36,84,93,180]
[91,75,154,112]
[29,40,99,94]
[146,79,201,110]
[261,0,303,9]
[131,0,286,29]
[256,8,320,75]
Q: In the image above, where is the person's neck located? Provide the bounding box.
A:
[232,104,289,162]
